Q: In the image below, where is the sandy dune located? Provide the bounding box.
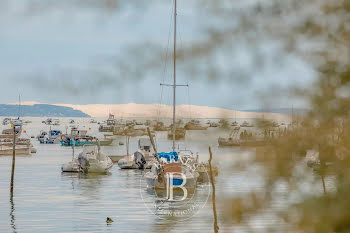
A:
[56,103,289,120]
[8,101,289,120]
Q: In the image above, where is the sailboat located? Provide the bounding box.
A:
[144,0,199,191]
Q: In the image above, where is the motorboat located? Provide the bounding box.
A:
[39,129,62,144]
[10,118,23,127]
[78,145,113,173]
[89,119,97,123]
[42,118,53,125]
[118,138,155,169]
[2,118,11,125]
[62,144,113,173]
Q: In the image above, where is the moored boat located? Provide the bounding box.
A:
[118,138,155,169]
[184,120,208,130]
[167,128,186,140]
[62,144,113,173]
[99,114,115,132]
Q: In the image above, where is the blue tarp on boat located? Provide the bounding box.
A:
[157,151,179,162]
[50,130,61,136]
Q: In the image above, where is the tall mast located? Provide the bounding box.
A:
[18,94,21,119]
[172,0,177,151]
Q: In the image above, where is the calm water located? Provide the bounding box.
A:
[0,117,328,233]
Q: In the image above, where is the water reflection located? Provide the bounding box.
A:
[9,193,17,233]
[60,172,112,198]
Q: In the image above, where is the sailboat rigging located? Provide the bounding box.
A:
[145,0,199,192]
[160,0,188,149]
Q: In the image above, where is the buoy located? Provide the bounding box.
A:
[106,217,114,223]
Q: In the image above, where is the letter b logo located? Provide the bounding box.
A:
[166,172,188,201]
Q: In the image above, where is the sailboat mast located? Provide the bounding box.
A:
[18,94,21,119]
[172,0,177,151]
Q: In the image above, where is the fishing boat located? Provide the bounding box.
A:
[61,135,112,146]
[10,118,23,127]
[39,129,62,144]
[118,137,155,169]
[184,120,208,130]
[125,125,153,137]
[60,128,113,146]
[153,121,168,131]
[99,114,115,132]
[218,126,266,147]
[145,0,199,192]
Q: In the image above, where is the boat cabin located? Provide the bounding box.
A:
[138,138,152,152]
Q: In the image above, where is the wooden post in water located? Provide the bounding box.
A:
[147,127,160,164]
[147,127,167,191]
[10,126,16,193]
[126,136,130,157]
[209,146,219,233]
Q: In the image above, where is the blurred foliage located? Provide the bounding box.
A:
[216,0,350,232]
[3,0,350,231]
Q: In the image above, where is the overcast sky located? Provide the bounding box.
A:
[0,0,315,110]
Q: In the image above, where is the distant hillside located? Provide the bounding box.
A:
[243,108,309,115]
[0,104,90,117]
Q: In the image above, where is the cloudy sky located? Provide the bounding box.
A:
[0,0,315,109]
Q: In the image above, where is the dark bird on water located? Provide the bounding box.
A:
[106,217,114,223]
